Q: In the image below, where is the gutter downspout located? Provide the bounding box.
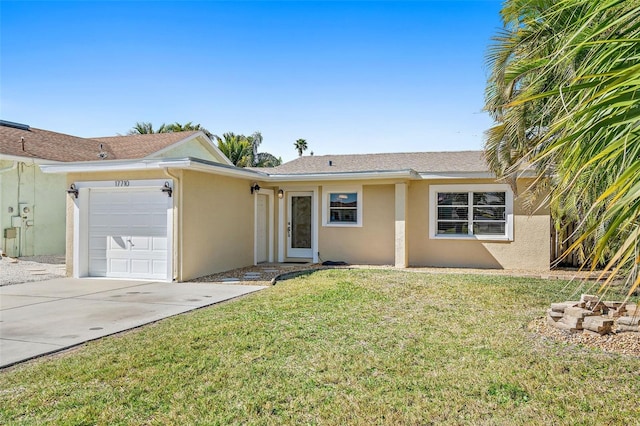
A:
[164,168,182,282]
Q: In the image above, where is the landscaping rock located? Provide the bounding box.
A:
[617,324,640,333]
[580,294,599,303]
[618,316,640,327]
[624,304,638,316]
[564,306,597,319]
[547,309,564,321]
[559,316,584,331]
[583,316,613,335]
[550,301,578,313]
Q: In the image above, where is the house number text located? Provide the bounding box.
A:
[115,180,130,187]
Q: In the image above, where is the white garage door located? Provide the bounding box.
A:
[88,187,171,280]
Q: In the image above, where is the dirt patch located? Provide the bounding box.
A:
[187,263,324,285]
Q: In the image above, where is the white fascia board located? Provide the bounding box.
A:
[418,171,496,179]
[40,159,180,174]
[39,157,268,180]
[267,169,418,182]
[187,160,268,179]
[418,170,540,180]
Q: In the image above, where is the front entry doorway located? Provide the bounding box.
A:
[287,192,313,258]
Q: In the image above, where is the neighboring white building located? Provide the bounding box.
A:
[0,120,229,257]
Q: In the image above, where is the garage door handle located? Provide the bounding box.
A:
[127,239,135,247]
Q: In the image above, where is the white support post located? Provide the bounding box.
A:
[395,182,409,268]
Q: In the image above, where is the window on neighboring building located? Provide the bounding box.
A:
[322,186,362,227]
[430,185,513,240]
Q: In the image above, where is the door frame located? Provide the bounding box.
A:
[278,187,318,263]
[254,188,274,265]
[72,179,174,282]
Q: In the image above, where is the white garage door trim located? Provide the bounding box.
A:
[72,179,174,282]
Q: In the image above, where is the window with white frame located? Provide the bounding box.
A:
[322,186,362,227]
[429,184,513,240]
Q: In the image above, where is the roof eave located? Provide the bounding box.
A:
[266,169,420,182]
[39,157,267,179]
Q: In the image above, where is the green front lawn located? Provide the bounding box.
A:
[1,270,639,424]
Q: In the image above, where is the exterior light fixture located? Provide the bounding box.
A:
[251,183,261,194]
[278,189,284,199]
[161,181,173,197]
[67,183,79,198]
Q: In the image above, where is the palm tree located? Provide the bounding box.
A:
[213,133,253,167]
[254,152,282,167]
[294,139,308,157]
[247,132,263,166]
[127,121,210,137]
[484,0,640,295]
[128,122,169,135]
[165,122,212,138]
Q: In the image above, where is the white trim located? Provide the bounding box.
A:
[321,185,363,227]
[287,191,314,258]
[254,188,274,265]
[73,179,171,189]
[40,158,268,180]
[429,183,514,241]
[72,179,174,282]
[279,187,318,262]
[419,172,495,179]
[268,170,417,182]
[278,193,285,262]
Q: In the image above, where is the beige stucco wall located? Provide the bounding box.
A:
[317,184,395,265]
[180,170,255,280]
[408,179,550,270]
[0,159,66,257]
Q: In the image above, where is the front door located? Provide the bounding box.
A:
[287,192,313,258]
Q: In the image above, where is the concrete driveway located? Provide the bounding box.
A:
[0,278,267,368]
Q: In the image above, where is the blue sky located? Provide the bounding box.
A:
[1,1,503,162]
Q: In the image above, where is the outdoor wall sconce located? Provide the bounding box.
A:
[161,181,173,197]
[250,183,261,194]
[278,189,284,199]
[66,183,79,199]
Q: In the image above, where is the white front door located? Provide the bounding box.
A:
[287,192,313,258]
[88,187,171,280]
[256,194,268,263]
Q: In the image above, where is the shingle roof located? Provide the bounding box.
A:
[0,123,200,162]
[92,132,200,159]
[255,151,488,174]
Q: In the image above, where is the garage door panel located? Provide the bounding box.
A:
[131,259,152,274]
[88,186,170,281]
[108,259,130,274]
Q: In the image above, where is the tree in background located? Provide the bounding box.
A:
[128,122,168,135]
[247,132,263,166]
[294,139,308,157]
[213,133,253,167]
[127,121,211,137]
[484,0,640,295]
[213,131,282,168]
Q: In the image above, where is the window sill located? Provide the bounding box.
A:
[323,222,362,228]
[431,234,512,242]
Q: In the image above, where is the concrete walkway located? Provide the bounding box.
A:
[0,278,267,368]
